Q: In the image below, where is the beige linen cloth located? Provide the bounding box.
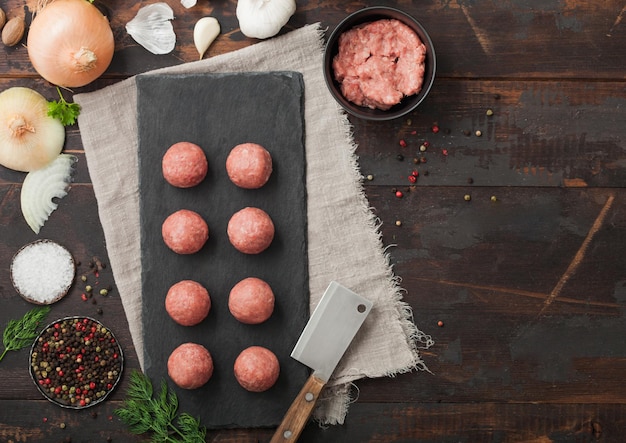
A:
[74,23,432,425]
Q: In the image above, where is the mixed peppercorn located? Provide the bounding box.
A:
[30,317,123,408]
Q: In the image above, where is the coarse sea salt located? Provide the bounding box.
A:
[10,240,75,305]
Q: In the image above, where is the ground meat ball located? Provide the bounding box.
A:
[162,209,209,254]
[167,343,213,389]
[229,277,275,324]
[162,142,208,188]
[227,207,274,254]
[332,19,426,110]
[165,280,211,326]
[234,346,280,392]
[226,143,273,189]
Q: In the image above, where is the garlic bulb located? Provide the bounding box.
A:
[236,0,296,39]
[194,17,220,60]
[126,3,176,55]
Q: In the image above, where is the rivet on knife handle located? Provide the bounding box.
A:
[270,375,325,442]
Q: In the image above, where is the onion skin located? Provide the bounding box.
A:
[27,0,115,88]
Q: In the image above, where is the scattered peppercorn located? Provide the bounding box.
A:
[80,275,87,282]
[85,285,92,293]
[395,190,404,198]
[464,194,471,201]
[395,220,402,227]
[437,320,444,327]
[408,175,417,184]
[491,195,498,202]
[396,154,404,161]
[486,109,494,116]
[431,124,439,133]
[442,149,448,156]
[475,130,482,137]
[60,422,66,429]
[463,130,471,136]
[419,144,427,152]
[399,139,407,148]
[99,289,108,296]
[412,157,419,164]
[366,174,374,181]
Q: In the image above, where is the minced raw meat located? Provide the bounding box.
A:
[332,19,426,110]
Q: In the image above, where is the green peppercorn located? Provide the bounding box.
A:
[85,285,92,292]
[99,288,108,296]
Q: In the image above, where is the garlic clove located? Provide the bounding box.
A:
[21,153,77,234]
[194,17,220,60]
[126,3,176,55]
[236,0,296,40]
[181,0,197,8]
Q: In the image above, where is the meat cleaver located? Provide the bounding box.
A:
[270,281,373,442]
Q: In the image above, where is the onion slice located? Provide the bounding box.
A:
[21,153,77,234]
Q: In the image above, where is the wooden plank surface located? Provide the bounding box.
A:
[1,0,626,441]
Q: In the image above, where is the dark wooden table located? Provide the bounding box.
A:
[2,0,626,441]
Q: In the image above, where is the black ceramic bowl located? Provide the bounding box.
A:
[29,316,124,409]
[324,7,436,121]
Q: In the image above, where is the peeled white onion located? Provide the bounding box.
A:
[0,87,65,173]
[21,153,77,234]
[27,0,115,88]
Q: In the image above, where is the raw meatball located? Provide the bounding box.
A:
[167,343,213,389]
[226,143,273,189]
[165,280,211,326]
[234,346,280,392]
[162,209,209,254]
[333,19,426,110]
[162,142,208,188]
[227,207,274,254]
[229,277,275,324]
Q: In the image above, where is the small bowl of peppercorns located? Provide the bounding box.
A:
[29,316,124,409]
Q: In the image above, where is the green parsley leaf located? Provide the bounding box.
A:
[47,87,81,126]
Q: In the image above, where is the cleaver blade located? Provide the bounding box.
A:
[270,281,373,443]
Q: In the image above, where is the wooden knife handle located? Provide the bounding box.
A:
[270,374,326,443]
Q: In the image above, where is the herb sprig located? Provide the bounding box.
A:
[0,305,50,363]
[115,370,207,442]
[47,86,81,126]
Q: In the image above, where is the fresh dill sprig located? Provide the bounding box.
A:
[47,86,81,126]
[0,305,51,363]
[115,370,207,442]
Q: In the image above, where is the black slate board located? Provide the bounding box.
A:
[136,72,309,428]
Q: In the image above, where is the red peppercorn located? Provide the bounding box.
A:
[399,139,407,147]
[412,170,419,177]
[432,125,439,133]
[81,293,88,301]
[80,399,86,407]
[90,382,96,390]
[408,175,417,184]
[423,141,430,148]
[395,190,404,198]
[442,149,448,156]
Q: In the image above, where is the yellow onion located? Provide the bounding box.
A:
[27,0,114,88]
[0,87,65,172]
